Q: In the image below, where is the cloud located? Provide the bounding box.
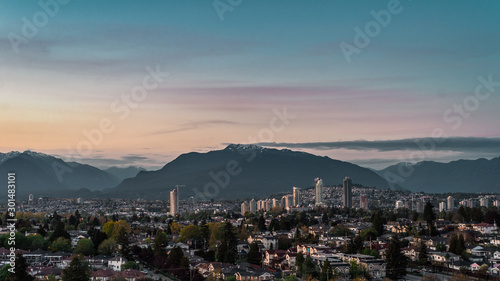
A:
[144,120,240,136]
[256,137,500,153]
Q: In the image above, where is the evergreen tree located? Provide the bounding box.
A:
[167,246,184,266]
[302,255,318,278]
[295,252,304,277]
[385,239,408,280]
[457,234,466,255]
[247,242,261,265]
[258,215,267,232]
[50,219,70,242]
[423,202,437,236]
[153,230,168,257]
[418,243,428,265]
[62,255,90,281]
[372,210,386,236]
[8,253,33,281]
[216,222,237,263]
[319,259,332,281]
[449,234,458,254]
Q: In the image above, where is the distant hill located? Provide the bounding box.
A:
[106,144,399,200]
[105,166,146,181]
[377,157,500,193]
[0,151,120,199]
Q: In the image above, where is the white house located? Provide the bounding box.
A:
[108,257,127,271]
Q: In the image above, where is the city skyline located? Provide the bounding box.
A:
[1,1,499,170]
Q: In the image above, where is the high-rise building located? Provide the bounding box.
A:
[28,194,34,205]
[494,200,500,208]
[241,201,249,216]
[342,177,352,208]
[315,178,323,206]
[249,199,257,213]
[360,196,369,211]
[272,198,280,208]
[265,199,272,211]
[447,196,455,211]
[416,201,423,213]
[480,198,489,207]
[293,187,301,207]
[170,188,179,216]
[395,200,404,209]
[284,195,293,208]
[439,202,446,212]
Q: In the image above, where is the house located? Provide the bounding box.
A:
[429,252,460,264]
[284,253,297,268]
[473,222,497,235]
[23,250,49,265]
[108,256,127,271]
[45,252,71,267]
[235,270,274,281]
[120,269,146,281]
[359,259,386,279]
[91,269,117,281]
[263,250,287,269]
[33,267,62,280]
[88,255,113,270]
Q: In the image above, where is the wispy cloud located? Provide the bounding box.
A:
[256,137,500,153]
[144,120,240,136]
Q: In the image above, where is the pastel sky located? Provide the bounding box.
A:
[1,0,499,169]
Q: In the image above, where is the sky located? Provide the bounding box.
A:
[1,0,499,170]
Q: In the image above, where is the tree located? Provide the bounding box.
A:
[7,253,33,281]
[385,239,407,280]
[98,238,118,255]
[102,221,115,237]
[247,242,261,265]
[320,259,333,281]
[62,255,90,281]
[50,219,70,242]
[74,239,95,256]
[418,243,428,265]
[153,230,169,257]
[302,255,318,278]
[88,228,107,251]
[27,234,49,250]
[258,215,267,232]
[50,237,72,252]
[168,246,184,266]
[0,264,12,281]
[122,261,139,270]
[449,234,458,254]
[457,234,466,256]
[423,202,437,236]
[216,222,237,264]
[296,252,305,277]
[372,211,386,236]
[115,227,130,256]
[180,225,201,242]
[477,264,488,277]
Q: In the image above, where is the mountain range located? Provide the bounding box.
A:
[1,146,499,200]
[0,151,143,199]
[106,144,398,200]
[377,156,500,193]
